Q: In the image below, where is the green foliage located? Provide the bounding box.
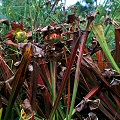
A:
[0,108,3,120]
[1,0,120,120]
[92,24,120,72]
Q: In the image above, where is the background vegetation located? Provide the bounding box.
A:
[0,0,120,120]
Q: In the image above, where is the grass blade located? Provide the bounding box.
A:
[68,31,90,120]
[49,31,81,120]
[64,83,102,120]
[99,103,115,120]
[100,91,120,119]
[4,44,32,120]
